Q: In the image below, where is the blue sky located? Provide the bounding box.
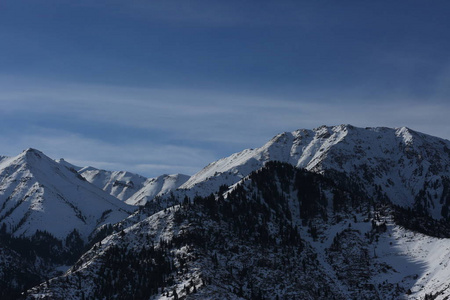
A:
[1,0,449,177]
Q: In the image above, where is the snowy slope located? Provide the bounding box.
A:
[176,125,450,217]
[126,174,190,205]
[299,210,450,300]
[79,167,147,201]
[377,223,450,299]
[0,148,136,240]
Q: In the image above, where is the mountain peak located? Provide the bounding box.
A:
[395,126,414,142]
[11,148,52,170]
[20,148,44,159]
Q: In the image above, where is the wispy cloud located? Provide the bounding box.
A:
[1,76,449,177]
[0,76,311,146]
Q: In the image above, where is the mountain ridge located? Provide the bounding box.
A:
[78,167,148,201]
[126,173,191,206]
[168,125,450,219]
[2,125,450,299]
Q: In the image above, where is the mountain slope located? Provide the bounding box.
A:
[0,148,136,241]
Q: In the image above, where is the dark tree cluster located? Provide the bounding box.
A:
[0,225,89,300]
[0,245,41,300]
[90,242,176,300]
[393,205,450,238]
[0,226,85,265]
[439,177,450,219]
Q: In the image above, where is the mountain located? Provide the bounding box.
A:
[3,125,450,299]
[78,167,148,201]
[172,125,450,219]
[26,162,450,299]
[0,148,135,241]
[126,173,191,206]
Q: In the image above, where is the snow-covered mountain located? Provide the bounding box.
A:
[174,125,450,219]
[78,167,148,201]
[0,148,135,241]
[3,125,450,299]
[126,173,190,205]
[55,160,189,205]
[73,165,189,205]
[26,162,450,299]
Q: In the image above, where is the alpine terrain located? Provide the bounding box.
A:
[1,125,450,300]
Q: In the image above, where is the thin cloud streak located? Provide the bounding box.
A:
[1,77,449,178]
[2,78,450,138]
